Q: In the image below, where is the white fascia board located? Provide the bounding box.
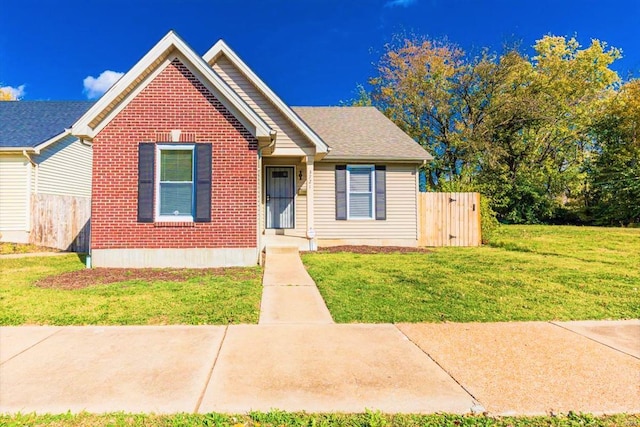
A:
[0,130,71,154]
[203,40,329,154]
[0,147,37,153]
[321,157,428,163]
[71,31,271,140]
[71,31,177,139]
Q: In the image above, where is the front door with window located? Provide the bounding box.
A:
[266,167,295,229]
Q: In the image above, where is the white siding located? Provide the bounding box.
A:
[36,136,92,197]
[314,162,419,240]
[0,155,29,231]
[212,56,314,155]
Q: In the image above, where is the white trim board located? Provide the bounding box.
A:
[71,31,272,141]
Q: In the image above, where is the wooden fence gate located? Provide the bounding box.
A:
[30,194,91,252]
[418,192,481,247]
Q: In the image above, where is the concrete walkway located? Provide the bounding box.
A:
[259,246,333,324]
[1,250,638,415]
[1,320,638,415]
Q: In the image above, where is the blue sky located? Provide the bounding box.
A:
[1,0,638,105]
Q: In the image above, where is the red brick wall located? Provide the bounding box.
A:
[91,58,258,249]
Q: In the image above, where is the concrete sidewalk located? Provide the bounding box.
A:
[1,320,638,415]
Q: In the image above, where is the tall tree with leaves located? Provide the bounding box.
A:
[366,34,621,223]
[588,79,640,225]
[368,36,503,189]
[477,36,621,222]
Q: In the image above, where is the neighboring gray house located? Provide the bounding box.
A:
[0,101,94,248]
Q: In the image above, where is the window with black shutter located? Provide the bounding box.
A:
[137,142,212,223]
[335,164,386,221]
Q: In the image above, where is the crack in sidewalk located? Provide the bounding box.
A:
[0,328,63,366]
[194,325,229,413]
[393,324,486,414]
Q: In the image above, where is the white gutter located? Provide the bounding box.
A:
[22,150,36,234]
[0,147,37,153]
[324,157,430,163]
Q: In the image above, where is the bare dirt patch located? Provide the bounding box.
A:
[35,267,258,290]
[312,245,431,254]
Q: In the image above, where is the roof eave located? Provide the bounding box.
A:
[0,146,37,153]
[0,130,74,154]
[322,155,432,163]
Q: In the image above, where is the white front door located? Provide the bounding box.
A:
[266,167,295,229]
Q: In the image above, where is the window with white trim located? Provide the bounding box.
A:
[347,165,375,219]
[155,144,195,221]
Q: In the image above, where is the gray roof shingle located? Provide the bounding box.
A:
[292,106,432,161]
[0,101,94,148]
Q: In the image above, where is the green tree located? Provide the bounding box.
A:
[477,36,621,222]
[588,79,640,225]
[365,34,622,223]
[368,36,502,189]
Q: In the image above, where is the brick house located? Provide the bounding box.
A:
[71,31,432,268]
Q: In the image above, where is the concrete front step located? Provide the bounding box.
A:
[265,245,300,255]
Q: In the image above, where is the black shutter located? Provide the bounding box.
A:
[375,165,386,220]
[137,143,155,222]
[194,143,212,222]
[335,165,347,220]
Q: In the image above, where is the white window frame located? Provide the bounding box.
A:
[346,165,375,220]
[155,144,195,222]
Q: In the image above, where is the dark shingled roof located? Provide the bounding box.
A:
[292,106,432,161]
[0,101,95,148]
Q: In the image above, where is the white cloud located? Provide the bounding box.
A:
[0,84,26,100]
[385,0,418,7]
[83,70,124,99]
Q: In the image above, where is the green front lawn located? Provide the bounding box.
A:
[1,411,637,427]
[0,255,262,325]
[302,225,640,323]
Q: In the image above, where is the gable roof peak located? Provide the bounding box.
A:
[71,31,271,141]
[203,39,329,154]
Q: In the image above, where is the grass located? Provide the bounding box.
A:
[0,411,637,427]
[302,225,640,323]
[0,254,262,325]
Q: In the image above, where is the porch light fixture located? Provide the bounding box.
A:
[299,170,303,180]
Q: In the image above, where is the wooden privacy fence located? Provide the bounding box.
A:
[418,192,481,247]
[30,194,91,252]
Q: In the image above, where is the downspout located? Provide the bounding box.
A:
[80,137,94,268]
[22,150,36,237]
[256,130,277,266]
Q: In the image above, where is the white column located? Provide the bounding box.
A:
[306,155,316,250]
